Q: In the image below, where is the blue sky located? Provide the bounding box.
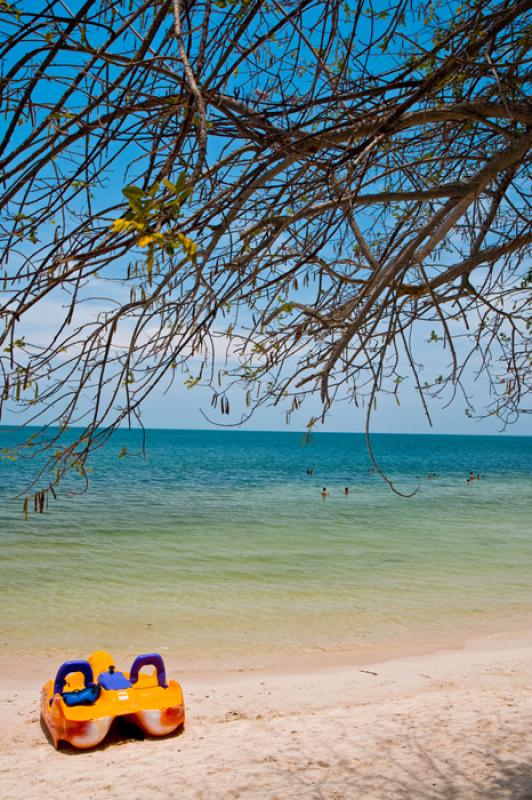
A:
[2,1,530,439]
[3,283,530,436]
[136,371,532,436]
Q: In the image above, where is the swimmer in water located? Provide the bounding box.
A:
[321,487,329,498]
[344,487,349,496]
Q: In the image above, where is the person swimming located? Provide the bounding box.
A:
[344,487,349,496]
[321,487,329,497]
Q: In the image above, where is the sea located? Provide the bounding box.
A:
[1,428,531,670]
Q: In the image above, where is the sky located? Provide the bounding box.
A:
[2,1,530,440]
[2,283,531,437]
[6,371,532,436]
[136,358,532,436]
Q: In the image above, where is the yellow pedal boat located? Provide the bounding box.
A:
[41,650,185,749]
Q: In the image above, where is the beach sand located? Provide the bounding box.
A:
[1,631,532,800]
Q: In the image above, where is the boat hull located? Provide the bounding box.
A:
[41,691,113,749]
[126,704,185,737]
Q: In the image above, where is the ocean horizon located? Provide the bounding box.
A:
[1,428,531,670]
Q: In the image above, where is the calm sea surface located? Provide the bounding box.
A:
[1,428,531,668]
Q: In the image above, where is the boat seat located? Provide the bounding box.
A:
[53,659,101,707]
[98,666,132,690]
[62,685,101,707]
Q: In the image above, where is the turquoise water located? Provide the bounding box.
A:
[1,429,531,668]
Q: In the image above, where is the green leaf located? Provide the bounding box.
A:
[127,197,144,213]
[164,198,182,211]
[122,185,145,200]
[148,181,160,198]
[175,172,187,194]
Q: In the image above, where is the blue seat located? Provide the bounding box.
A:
[53,660,100,706]
[62,685,101,706]
[98,668,132,690]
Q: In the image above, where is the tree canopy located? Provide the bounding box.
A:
[0,0,530,506]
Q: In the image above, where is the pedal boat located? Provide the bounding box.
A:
[41,651,185,749]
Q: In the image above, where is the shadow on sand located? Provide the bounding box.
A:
[280,712,532,799]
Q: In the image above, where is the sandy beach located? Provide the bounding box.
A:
[2,630,532,800]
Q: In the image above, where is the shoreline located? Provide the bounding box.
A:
[2,626,532,798]
[3,614,532,686]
